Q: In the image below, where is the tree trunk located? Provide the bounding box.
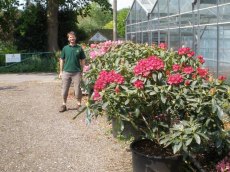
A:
[47,0,59,51]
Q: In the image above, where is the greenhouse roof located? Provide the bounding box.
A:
[136,0,157,13]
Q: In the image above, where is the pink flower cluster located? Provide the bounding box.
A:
[83,65,90,73]
[216,152,230,172]
[133,56,164,77]
[197,67,209,78]
[173,64,180,72]
[178,47,195,57]
[167,73,184,85]
[183,66,194,74]
[89,41,123,59]
[218,75,227,81]
[133,80,144,89]
[158,43,167,50]
[197,55,205,64]
[93,70,125,101]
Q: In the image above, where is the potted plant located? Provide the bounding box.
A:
[126,45,229,171]
[84,42,156,138]
[84,42,230,171]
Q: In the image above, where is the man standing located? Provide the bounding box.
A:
[59,31,86,112]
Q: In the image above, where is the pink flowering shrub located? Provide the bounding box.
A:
[216,152,230,172]
[89,40,123,59]
[85,42,230,167]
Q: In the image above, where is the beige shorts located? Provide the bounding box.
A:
[62,71,82,100]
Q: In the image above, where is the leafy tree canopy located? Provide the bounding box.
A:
[117,8,129,38]
[0,0,20,41]
[78,2,112,34]
[103,8,129,38]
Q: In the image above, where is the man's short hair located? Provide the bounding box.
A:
[67,31,76,38]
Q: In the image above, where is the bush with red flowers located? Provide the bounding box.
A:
[84,41,230,170]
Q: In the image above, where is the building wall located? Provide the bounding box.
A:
[126,0,230,80]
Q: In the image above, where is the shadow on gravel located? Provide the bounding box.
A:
[72,106,87,120]
[0,86,18,91]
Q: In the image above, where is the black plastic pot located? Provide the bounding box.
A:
[130,139,183,172]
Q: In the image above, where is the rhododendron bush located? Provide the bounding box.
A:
[83,41,230,169]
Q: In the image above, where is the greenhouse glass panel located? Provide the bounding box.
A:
[143,32,149,43]
[199,7,217,25]
[149,19,159,30]
[218,4,230,23]
[127,25,131,32]
[219,24,230,79]
[138,3,148,22]
[137,32,141,43]
[159,18,168,29]
[139,0,150,3]
[150,2,158,19]
[168,15,179,28]
[169,28,180,50]
[148,0,157,4]
[130,4,136,24]
[142,21,148,31]
[136,1,142,22]
[218,0,230,4]
[131,33,136,42]
[152,31,159,44]
[181,27,193,48]
[131,24,136,32]
[168,0,179,15]
[180,12,193,27]
[127,13,131,25]
[180,0,194,13]
[139,0,156,13]
[193,8,199,26]
[159,0,168,17]
[136,24,139,32]
[200,0,217,8]
[160,30,168,44]
[127,33,131,40]
[199,25,217,75]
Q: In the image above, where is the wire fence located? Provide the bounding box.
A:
[0,52,57,73]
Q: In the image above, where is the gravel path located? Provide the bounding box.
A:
[0,73,132,172]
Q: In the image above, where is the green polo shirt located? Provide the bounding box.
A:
[60,44,86,72]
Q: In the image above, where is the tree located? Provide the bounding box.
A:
[103,8,129,38]
[0,0,20,41]
[14,3,47,51]
[58,9,87,48]
[47,0,111,51]
[77,2,112,34]
[117,8,129,38]
[103,21,113,29]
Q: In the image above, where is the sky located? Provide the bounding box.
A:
[109,0,133,10]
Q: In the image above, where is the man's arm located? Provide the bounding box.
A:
[59,58,64,78]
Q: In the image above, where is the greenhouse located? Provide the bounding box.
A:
[125,0,230,79]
